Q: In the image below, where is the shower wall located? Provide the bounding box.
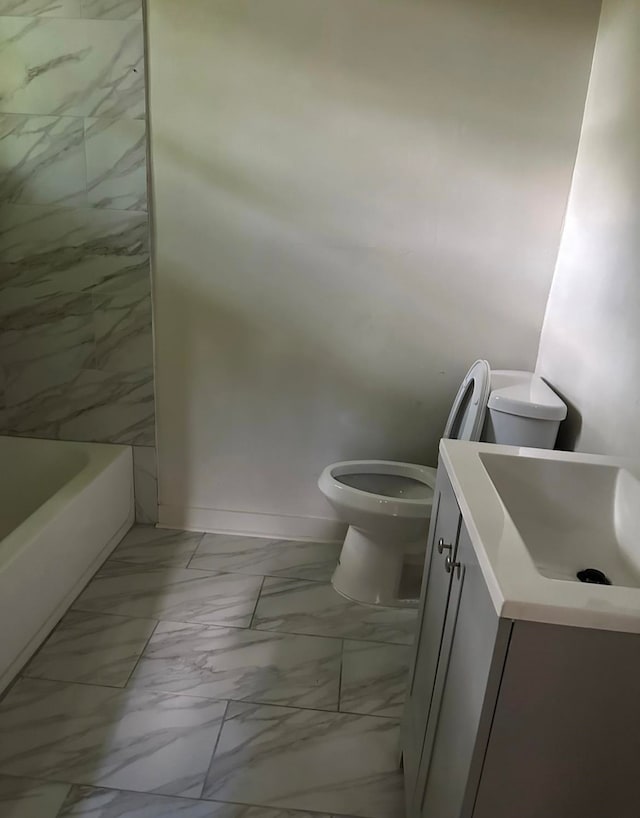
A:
[0,1,156,518]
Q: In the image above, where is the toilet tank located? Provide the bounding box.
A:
[481,370,567,450]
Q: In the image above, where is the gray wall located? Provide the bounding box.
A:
[148,0,600,537]
[536,0,640,457]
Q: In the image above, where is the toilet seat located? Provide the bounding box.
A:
[443,359,491,441]
[319,460,436,522]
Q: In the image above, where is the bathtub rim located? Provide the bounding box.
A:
[0,436,131,568]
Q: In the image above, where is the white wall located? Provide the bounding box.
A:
[536,0,640,458]
[148,0,600,537]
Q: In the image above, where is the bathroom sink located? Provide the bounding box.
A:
[438,439,640,633]
[479,453,640,588]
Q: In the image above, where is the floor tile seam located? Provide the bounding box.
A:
[4,674,401,718]
[248,575,267,629]
[249,624,415,647]
[196,793,397,818]
[120,617,161,687]
[199,698,231,800]
[90,609,414,646]
[186,565,336,584]
[4,669,405,719]
[23,772,394,818]
[54,609,160,624]
[337,639,345,712]
[92,560,322,587]
[133,617,349,646]
[16,612,157,686]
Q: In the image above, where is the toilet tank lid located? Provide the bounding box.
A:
[488,371,567,421]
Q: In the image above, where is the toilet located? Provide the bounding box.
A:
[318,361,567,607]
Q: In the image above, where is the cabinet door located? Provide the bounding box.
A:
[402,467,461,814]
[417,525,510,818]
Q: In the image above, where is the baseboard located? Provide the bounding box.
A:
[157,504,347,542]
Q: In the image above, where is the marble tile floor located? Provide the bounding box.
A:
[0,526,416,818]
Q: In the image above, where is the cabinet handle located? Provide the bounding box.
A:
[445,554,461,578]
[437,537,452,554]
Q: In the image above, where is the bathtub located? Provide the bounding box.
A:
[0,436,134,694]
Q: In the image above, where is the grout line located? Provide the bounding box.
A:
[248,575,266,630]
[121,618,161,688]
[198,698,231,799]
[337,639,345,713]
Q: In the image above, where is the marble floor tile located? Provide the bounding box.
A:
[0,114,86,207]
[0,774,71,818]
[253,579,417,645]
[0,18,145,118]
[73,562,263,627]
[0,679,226,797]
[130,620,341,710]
[85,117,147,210]
[109,525,203,567]
[190,534,342,582]
[23,610,157,687]
[203,702,404,818]
[60,786,329,817]
[340,641,411,718]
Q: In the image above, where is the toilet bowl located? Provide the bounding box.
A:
[318,460,437,607]
[319,361,567,608]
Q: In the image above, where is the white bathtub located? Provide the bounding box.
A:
[0,436,134,694]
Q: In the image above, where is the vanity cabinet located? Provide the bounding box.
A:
[401,460,640,818]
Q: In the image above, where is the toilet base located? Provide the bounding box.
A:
[331,525,425,608]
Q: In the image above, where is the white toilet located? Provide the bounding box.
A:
[318,361,567,607]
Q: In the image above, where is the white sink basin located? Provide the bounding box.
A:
[439,439,640,633]
[479,453,640,588]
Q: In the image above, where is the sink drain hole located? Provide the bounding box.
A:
[576,568,611,585]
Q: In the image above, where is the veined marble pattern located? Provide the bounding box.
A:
[0,528,415,816]
[73,561,264,626]
[91,289,150,375]
[0,774,70,818]
[253,578,417,645]
[130,620,341,710]
[0,0,80,16]
[340,641,411,718]
[132,449,159,523]
[81,0,142,19]
[23,610,157,686]
[60,787,329,818]
[0,203,148,284]
[0,0,143,19]
[0,18,145,118]
[0,679,226,797]
[0,204,152,443]
[0,291,95,412]
[85,117,147,209]
[0,0,152,447]
[109,525,203,567]
[203,702,404,818]
[2,365,155,444]
[0,114,86,206]
[92,288,152,372]
[190,534,342,582]
[0,203,149,320]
